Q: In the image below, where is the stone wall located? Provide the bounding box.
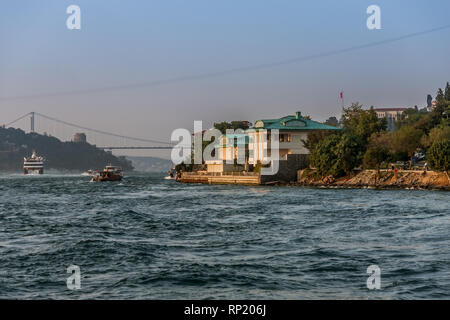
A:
[260,154,308,184]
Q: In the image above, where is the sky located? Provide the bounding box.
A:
[1,0,449,157]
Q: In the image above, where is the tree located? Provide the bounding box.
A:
[324,116,339,127]
[341,103,386,143]
[309,133,363,177]
[421,125,450,149]
[392,126,423,158]
[230,121,250,131]
[213,122,232,134]
[363,147,390,171]
[445,82,450,101]
[362,132,393,171]
[309,134,341,177]
[412,114,435,134]
[214,121,249,134]
[334,133,364,175]
[436,88,445,102]
[431,87,450,128]
[302,130,338,153]
[427,140,450,171]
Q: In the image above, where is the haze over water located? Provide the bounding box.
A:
[0,173,449,299]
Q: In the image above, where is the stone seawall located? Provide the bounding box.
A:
[260,154,308,184]
[179,173,260,185]
[298,169,450,190]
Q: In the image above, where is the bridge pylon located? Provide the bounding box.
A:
[30,112,35,133]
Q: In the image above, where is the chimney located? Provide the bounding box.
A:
[296,111,301,119]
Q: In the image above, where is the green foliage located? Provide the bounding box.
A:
[214,121,249,134]
[334,133,364,175]
[341,103,386,143]
[324,116,339,127]
[310,133,363,177]
[412,114,435,134]
[362,132,393,170]
[302,130,338,153]
[309,82,450,177]
[432,84,450,125]
[396,107,432,133]
[363,147,389,170]
[310,103,387,177]
[436,88,445,102]
[392,126,423,157]
[309,134,340,177]
[253,160,262,173]
[421,125,450,148]
[310,82,449,176]
[445,82,450,101]
[427,140,450,171]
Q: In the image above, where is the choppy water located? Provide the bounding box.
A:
[0,172,449,299]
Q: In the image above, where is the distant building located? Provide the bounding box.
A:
[73,132,87,143]
[373,108,407,131]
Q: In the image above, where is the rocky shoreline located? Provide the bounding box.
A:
[298,169,450,191]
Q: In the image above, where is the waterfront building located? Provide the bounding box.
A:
[247,111,340,165]
[188,112,340,183]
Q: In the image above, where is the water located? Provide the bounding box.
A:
[0,172,449,299]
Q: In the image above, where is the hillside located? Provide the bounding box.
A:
[0,127,133,172]
[126,156,173,172]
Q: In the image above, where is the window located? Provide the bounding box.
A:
[279,134,291,142]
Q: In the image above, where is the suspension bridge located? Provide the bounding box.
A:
[2,112,179,150]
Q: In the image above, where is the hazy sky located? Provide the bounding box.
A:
[1,0,449,157]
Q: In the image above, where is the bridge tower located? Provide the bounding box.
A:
[30,112,35,133]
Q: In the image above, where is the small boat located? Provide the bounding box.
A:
[81,169,93,176]
[165,168,176,180]
[91,165,123,182]
[24,151,44,175]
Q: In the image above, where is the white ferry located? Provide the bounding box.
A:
[24,151,44,175]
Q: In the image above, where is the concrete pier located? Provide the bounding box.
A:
[180,172,261,185]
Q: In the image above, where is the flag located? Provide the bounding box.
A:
[340,91,343,100]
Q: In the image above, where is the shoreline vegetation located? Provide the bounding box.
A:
[299,82,449,190]
[305,84,450,178]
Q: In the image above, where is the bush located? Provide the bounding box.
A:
[392,126,423,157]
[363,132,393,170]
[363,146,390,170]
[421,125,450,148]
[253,160,262,173]
[310,133,363,177]
[427,140,450,171]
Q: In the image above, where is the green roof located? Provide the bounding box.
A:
[251,113,340,131]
